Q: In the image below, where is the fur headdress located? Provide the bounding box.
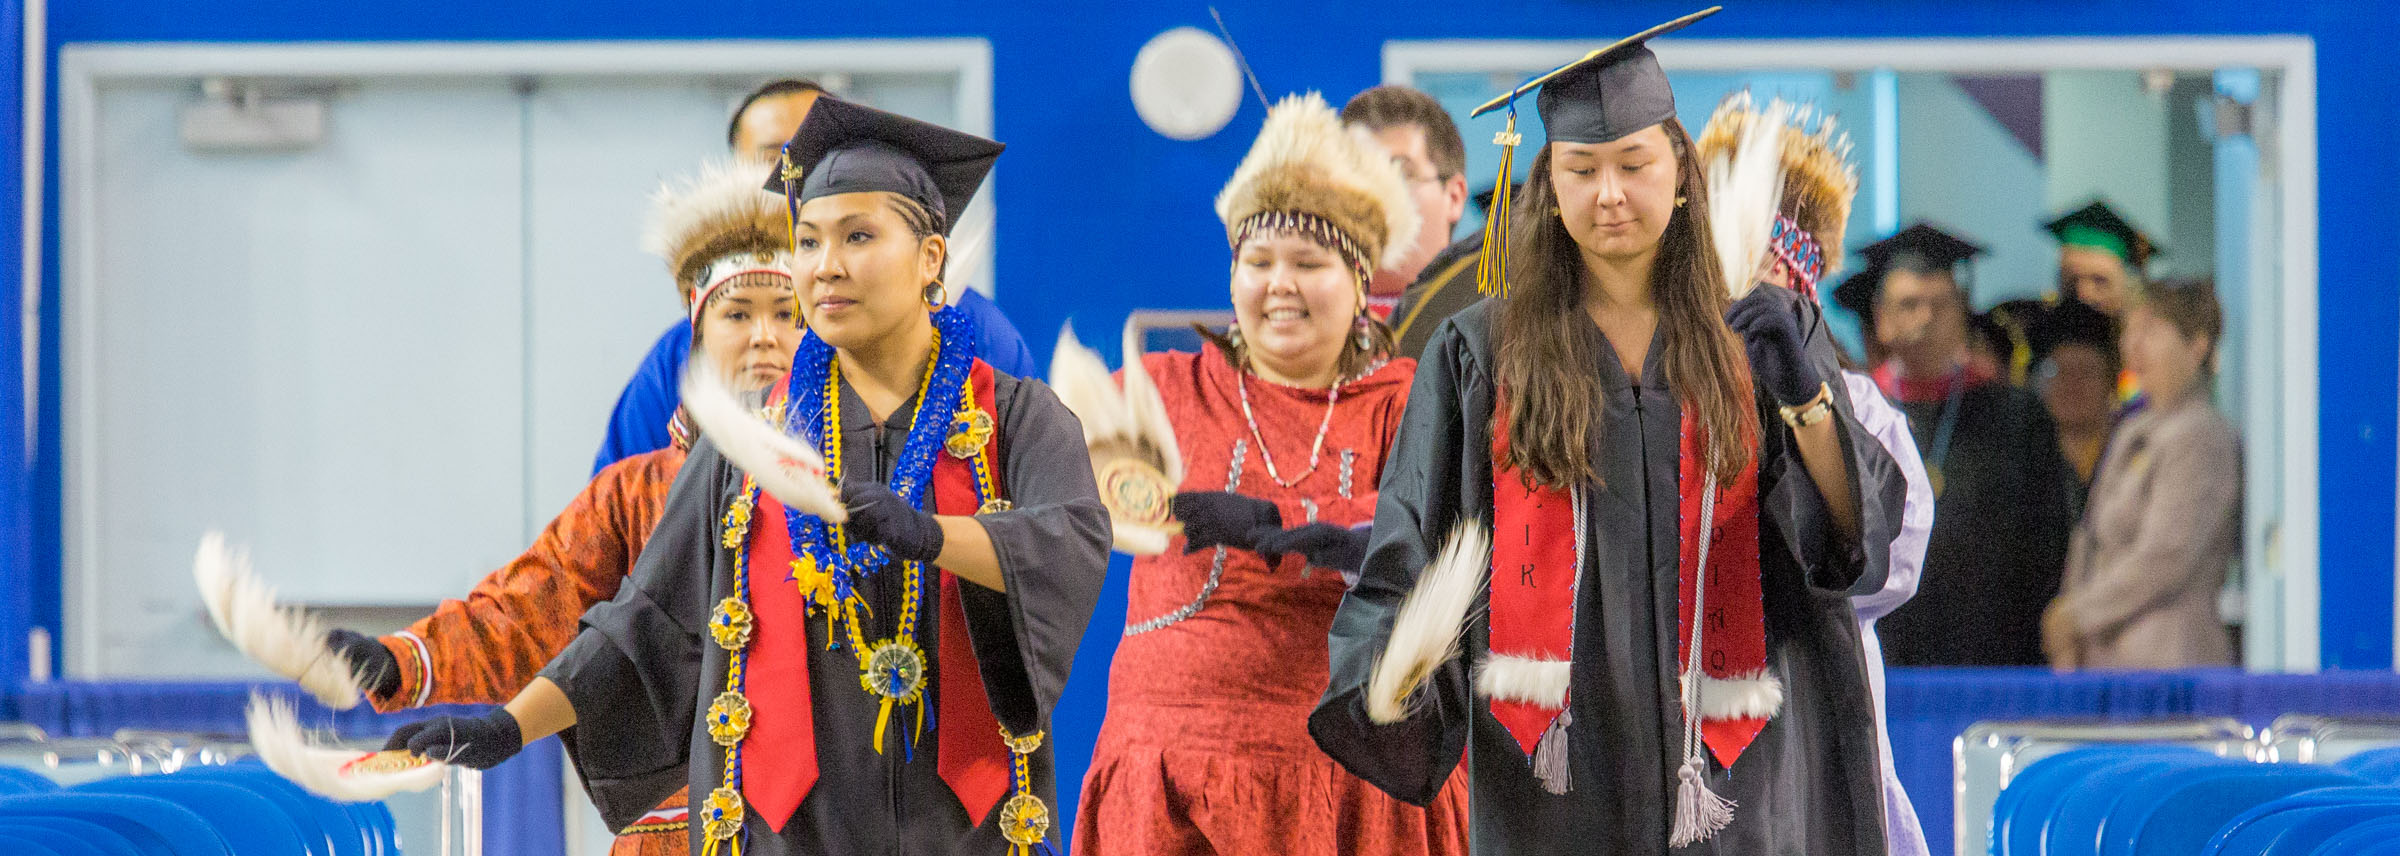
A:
[1698,92,1857,274]
[1215,93,1422,277]
[639,158,794,322]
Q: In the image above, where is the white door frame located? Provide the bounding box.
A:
[1386,35,2321,671]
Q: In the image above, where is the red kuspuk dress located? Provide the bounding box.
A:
[1074,344,1468,855]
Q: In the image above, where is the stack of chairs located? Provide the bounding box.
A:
[1969,717,2400,856]
[0,724,411,856]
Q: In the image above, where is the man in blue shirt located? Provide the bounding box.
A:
[591,79,1039,472]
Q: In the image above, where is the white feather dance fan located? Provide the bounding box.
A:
[245,693,447,802]
[1215,92,1422,274]
[679,359,847,523]
[1365,520,1491,724]
[1702,92,1792,301]
[1049,323,1183,555]
[193,532,365,710]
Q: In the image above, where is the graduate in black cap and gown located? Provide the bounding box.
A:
[1834,224,2075,667]
[384,97,1109,856]
[1310,9,1908,854]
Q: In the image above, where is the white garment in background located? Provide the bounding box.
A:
[1843,369,1936,856]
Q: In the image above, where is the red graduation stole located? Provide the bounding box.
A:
[742,361,1016,831]
[1486,396,1775,768]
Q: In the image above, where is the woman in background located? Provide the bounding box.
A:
[1073,93,1467,856]
[2045,279,2239,670]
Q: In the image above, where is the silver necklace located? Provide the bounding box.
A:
[1237,368,1347,489]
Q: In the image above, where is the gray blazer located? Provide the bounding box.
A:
[2055,395,2241,669]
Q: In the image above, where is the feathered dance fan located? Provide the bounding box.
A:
[1365,520,1491,724]
[1702,92,1792,300]
[1049,323,1184,555]
[193,532,365,710]
[679,359,848,524]
[245,693,447,802]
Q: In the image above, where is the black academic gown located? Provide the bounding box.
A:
[540,370,1110,856]
[1391,234,1484,360]
[1875,381,2073,667]
[1311,298,1906,856]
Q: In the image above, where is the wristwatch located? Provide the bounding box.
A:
[1779,382,1834,429]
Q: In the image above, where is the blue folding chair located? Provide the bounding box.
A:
[2202,786,2400,855]
[0,791,235,855]
[2339,746,2400,784]
[2044,754,2238,856]
[341,800,400,856]
[0,816,147,856]
[1993,745,2216,856]
[175,764,367,856]
[0,767,58,795]
[78,776,313,856]
[0,830,70,856]
[2310,816,2400,855]
[2099,765,2364,856]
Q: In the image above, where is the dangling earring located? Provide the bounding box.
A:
[1227,325,1247,365]
[922,279,948,311]
[1353,313,1373,352]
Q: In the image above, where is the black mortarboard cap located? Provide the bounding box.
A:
[1469,7,1719,143]
[1832,222,1987,322]
[2019,298,2117,366]
[765,96,1004,236]
[2043,200,2160,267]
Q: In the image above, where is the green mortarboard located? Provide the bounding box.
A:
[2044,200,2160,268]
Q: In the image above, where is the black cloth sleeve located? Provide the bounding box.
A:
[959,375,1111,734]
[1308,313,1485,807]
[537,441,725,830]
[1759,298,1907,597]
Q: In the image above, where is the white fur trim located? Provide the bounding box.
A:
[1685,668,1786,720]
[1475,654,1572,708]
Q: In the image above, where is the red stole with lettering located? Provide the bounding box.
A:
[1485,395,1776,768]
[743,360,1015,831]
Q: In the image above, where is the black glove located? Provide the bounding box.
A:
[1253,523,1371,574]
[1724,286,1828,406]
[1170,491,1282,555]
[383,709,522,770]
[843,482,946,563]
[326,628,401,699]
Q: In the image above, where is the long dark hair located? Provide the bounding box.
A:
[1495,118,1756,487]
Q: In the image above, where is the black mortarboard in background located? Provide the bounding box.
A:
[1832,222,1987,319]
[2044,200,2160,269]
[764,96,1004,236]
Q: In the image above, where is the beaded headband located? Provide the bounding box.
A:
[1766,214,1826,299]
[1232,210,1372,296]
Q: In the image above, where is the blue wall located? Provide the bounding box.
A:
[12,0,2400,846]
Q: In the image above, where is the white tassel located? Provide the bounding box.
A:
[1669,760,1737,846]
[679,357,847,523]
[193,532,365,710]
[1531,708,1572,795]
[1365,520,1490,723]
[1049,324,1184,555]
[245,693,447,802]
[1704,92,1792,300]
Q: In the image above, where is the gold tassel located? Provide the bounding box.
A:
[874,696,895,754]
[1476,110,1523,298]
